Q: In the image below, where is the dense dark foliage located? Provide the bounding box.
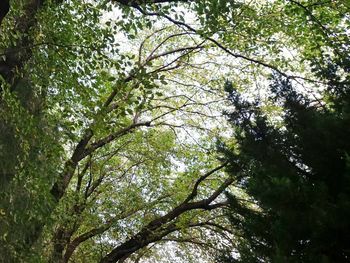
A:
[222,58,350,262]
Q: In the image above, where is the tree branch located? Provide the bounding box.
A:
[114,0,191,7]
[82,121,151,158]
[183,162,228,203]
[99,168,233,263]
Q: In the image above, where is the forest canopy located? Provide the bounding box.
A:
[0,0,349,262]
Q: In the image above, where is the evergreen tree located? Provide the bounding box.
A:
[222,58,350,262]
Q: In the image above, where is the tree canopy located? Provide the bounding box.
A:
[0,0,349,262]
[222,59,350,262]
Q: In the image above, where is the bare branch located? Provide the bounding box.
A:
[144,31,194,63]
[183,162,228,203]
[83,121,151,157]
[146,45,204,63]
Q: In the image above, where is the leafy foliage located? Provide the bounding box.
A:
[1,0,349,262]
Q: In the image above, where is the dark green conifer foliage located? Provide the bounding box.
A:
[222,58,350,262]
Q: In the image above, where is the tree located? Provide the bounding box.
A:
[1,1,235,262]
[222,53,350,262]
[0,0,349,262]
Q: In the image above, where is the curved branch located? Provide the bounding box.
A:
[99,171,233,263]
[134,6,289,77]
[114,0,192,7]
[82,121,151,158]
[183,162,228,203]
